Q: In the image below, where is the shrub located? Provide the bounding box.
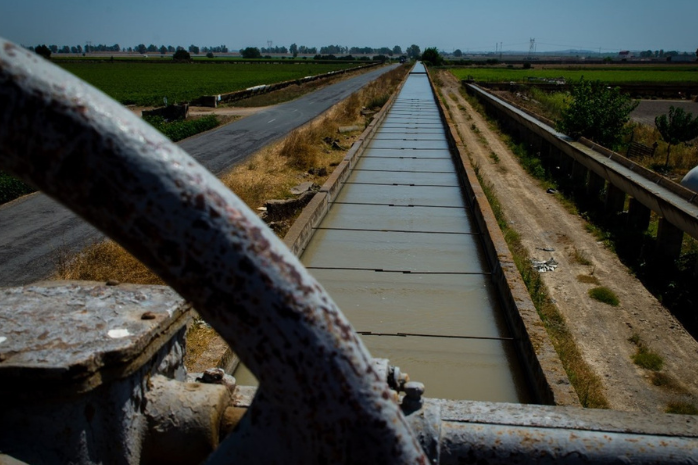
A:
[588,286,620,306]
[35,44,51,59]
[172,49,191,61]
[367,95,389,110]
[557,78,638,150]
[420,47,443,67]
[240,47,261,59]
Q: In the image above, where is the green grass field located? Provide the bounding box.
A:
[58,61,359,106]
[450,67,698,84]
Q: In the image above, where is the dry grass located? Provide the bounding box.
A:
[626,123,698,177]
[577,274,600,285]
[571,247,593,266]
[55,240,164,284]
[53,64,410,286]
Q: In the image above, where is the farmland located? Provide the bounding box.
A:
[450,66,698,84]
[57,61,361,106]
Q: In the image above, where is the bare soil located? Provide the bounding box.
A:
[438,70,698,413]
[128,105,263,120]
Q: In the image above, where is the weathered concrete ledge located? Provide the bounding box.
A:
[428,71,579,406]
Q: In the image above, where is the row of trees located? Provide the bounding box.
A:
[25,43,230,55]
[27,42,432,59]
[241,44,414,59]
[638,50,687,58]
[26,43,121,54]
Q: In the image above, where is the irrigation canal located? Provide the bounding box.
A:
[237,63,533,402]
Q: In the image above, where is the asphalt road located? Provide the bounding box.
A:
[0,64,398,287]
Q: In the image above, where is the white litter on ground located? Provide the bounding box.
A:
[531,257,558,273]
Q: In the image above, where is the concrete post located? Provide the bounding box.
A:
[627,197,651,231]
[587,172,605,201]
[656,218,684,262]
[540,140,552,167]
[557,151,572,178]
[570,161,588,189]
[605,183,626,215]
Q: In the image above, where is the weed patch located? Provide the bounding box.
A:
[651,372,674,388]
[666,401,698,415]
[628,333,664,371]
[572,248,593,266]
[633,348,664,371]
[589,286,620,306]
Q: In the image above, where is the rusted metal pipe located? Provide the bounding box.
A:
[0,37,427,464]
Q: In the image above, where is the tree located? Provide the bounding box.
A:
[557,78,638,150]
[172,49,191,61]
[147,44,157,52]
[159,45,167,55]
[290,43,298,58]
[453,49,463,57]
[34,44,51,59]
[189,44,200,54]
[406,44,420,59]
[206,52,214,59]
[240,47,261,59]
[655,106,698,168]
[136,44,147,54]
[420,47,442,66]
[392,45,402,56]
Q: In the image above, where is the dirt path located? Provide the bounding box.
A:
[438,70,698,413]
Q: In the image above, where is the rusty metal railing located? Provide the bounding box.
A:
[2,39,698,464]
[0,37,427,464]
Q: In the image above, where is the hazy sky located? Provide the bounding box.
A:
[1,0,696,53]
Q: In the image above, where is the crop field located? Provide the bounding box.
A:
[58,62,360,106]
[450,66,698,84]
